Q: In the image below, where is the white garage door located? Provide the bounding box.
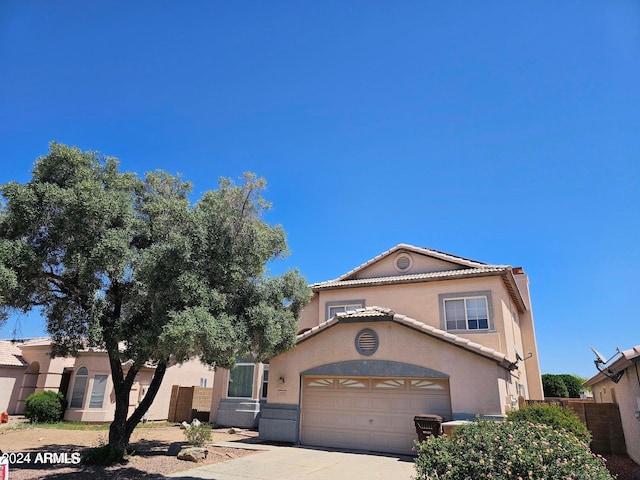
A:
[301,376,451,454]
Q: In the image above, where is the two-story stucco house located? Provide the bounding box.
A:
[245,244,544,454]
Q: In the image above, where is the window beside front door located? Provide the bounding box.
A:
[69,366,88,408]
[227,363,255,398]
[261,365,269,399]
[88,374,108,408]
[439,291,494,332]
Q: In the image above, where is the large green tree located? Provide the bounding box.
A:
[542,373,586,398]
[542,374,569,397]
[0,143,311,456]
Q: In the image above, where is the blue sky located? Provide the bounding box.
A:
[1,2,638,379]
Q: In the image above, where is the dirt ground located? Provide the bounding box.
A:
[0,417,260,480]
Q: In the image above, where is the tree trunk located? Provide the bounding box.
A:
[106,359,169,456]
[124,360,168,442]
[108,385,132,455]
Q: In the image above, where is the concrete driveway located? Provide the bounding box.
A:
[168,442,416,480]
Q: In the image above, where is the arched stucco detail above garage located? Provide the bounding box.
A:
[301,360,449,379]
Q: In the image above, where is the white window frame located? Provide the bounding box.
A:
[69,366,88,409]
[199,378,208,388]
[325,299,365,320]
[88,374,109,409]
[227,362,255,398]
[439,291,494,332]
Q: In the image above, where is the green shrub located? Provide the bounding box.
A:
[414,419,613,480]
[184,422,212,447]
[24,390,68,423]
[507,403,591,441]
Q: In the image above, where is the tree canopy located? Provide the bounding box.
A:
[0,143,311,456]
[542,373,586,398]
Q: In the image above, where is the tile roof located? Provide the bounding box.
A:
[296,306,516,370]
[621,344,640,361]
[0,340,29,367]
[312,266,510,290]
[19,337,53,347]
[584,344,640,386]
[334,244,495,283]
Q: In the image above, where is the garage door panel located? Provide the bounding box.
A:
[304,412,338,428]
[335,396,354,408]
[388,415,412,431]
[370,397,393,410]
[303,427,337,446]
[302,376,451,455]
[352,415,374,428]
[306,395,337,408]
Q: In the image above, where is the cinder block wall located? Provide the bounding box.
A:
[584,403,626,455]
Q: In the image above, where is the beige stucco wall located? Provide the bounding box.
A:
[296,295,320,334]
[317,276,503,332]
[353,253,461,278]
[12,344,75,414]
[0,367,25,414]
[268,320,509,418]
[591,366,640,465]
[513,272,544,399]
[64,351,115,422]
[148,358,215,420]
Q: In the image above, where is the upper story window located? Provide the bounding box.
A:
[325,300,365,320]
[439,291,494,332]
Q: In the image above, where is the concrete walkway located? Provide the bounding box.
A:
[168,442,416,480]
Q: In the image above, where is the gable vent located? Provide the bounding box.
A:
[355,329,379,356]
[395,253,413,272]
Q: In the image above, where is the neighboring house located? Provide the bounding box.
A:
[209,244,544,455]
[0,338,215,422]
[584,344,640,465]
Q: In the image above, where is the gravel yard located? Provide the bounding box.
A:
[0,419,258,480]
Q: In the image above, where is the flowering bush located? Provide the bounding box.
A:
[414,419,614,480]
[507,404,591,441]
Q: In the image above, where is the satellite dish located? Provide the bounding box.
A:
[590,346,608,364]
[513,345,524,362]
[591,346,625,383]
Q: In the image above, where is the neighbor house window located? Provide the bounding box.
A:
[89,374,108,408]
[70,366,88,408]
[227,362,255,398]
[325,300,365,320]
[199,378,208,388]
[439,292,494,332]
